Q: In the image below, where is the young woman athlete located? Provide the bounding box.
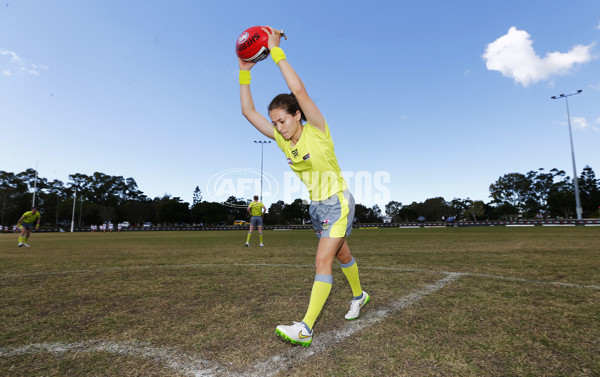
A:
[238,26,369,347]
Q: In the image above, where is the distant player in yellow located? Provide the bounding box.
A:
[238,26,369,347]
[246,195,266,247]
[16,206,41,247]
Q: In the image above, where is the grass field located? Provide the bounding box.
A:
[1,227,599,376]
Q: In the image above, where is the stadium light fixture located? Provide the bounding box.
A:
[551,90,583,220]
[254,140,271,201]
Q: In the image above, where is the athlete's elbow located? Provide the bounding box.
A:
[290,86,308,98]
[241,106,253,119]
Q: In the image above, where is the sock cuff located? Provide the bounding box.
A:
[315,274,333,284]
[340,257,356,268]
[300,321,312,333]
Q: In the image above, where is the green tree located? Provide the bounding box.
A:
[579,166,600,217]
[193,186,202,206]
[464,200,485,221]
[156,195,190,225]
[397,204,418,222]
[265,201,285,225]
[282,199,308,224]
[405,197,452,222]
[493,203,519,221]
[450,198,470,221]
[385,201,402,222]
[121,199,155,226]
[546,173,575,218]
[354,204,382,223]
[489,172,532,212]
[190,201,228,225]
[224,196,250,223]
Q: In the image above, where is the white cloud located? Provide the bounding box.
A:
[556,117,599,131]
[483,27,595,87]
[1,49,48,76]
[571,117,590,130]
[568,117,599,131]
[1,49,25,65]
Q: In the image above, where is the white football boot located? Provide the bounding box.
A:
[345,291,370,320]
[275,321,312,347]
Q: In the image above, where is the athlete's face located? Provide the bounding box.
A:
[269,108,302,140]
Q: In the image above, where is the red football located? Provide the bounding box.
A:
[236,26,270,63]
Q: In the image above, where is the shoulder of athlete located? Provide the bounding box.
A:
[305,120,330,137]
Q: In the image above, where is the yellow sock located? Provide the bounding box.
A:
[341,258,363,298]
[18,236,23,244]
[246,233,252,243]
[259,234,263,243]
[301,275,332,331]
[24,237,29,243]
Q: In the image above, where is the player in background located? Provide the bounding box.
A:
[238,26,369,347]
[246,195,266,247]
[16,206,41,247]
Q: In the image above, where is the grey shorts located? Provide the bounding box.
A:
[20,223,34,230]
[250,216,263,227]
[309,189,355,238]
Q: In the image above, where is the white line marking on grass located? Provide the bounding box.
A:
[0,274,460,377]
[244,273,461,377]
[0,340,222,377]
[363,266,600,290]
[3,262,597,376]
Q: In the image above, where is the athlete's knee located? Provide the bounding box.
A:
[336,252,353,265]
[315,253,335,270]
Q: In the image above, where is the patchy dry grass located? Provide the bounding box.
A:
[1,227,599,376]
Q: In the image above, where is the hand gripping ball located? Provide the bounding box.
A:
[236,26,270,63]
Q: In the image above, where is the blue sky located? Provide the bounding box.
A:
[1,0,599,211]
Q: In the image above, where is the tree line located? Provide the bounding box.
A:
[1,166,598,228]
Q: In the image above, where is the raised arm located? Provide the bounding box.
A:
[264,26,326,133]
[239,59,275,139]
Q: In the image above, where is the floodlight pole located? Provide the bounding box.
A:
[70,187,77,232]
[551,90,583,220]
[254,140,271,201]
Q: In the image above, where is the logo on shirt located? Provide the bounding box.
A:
[287,158,293,165]
[292,149,299,158]
[302,153,311,160]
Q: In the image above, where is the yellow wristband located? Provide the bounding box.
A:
[239,70,251,85]
[270,47,286,65]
